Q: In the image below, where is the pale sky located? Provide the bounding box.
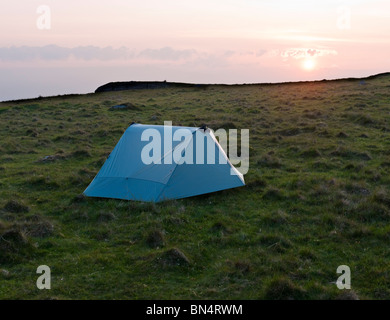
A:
[0,0,389,100]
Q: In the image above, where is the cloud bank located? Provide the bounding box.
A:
[0,45,132,61]
[280,48,338,59]
[0,45,270,63]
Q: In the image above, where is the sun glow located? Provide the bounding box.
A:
[302,59,316,71]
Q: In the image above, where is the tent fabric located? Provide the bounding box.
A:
[84,123,245,202]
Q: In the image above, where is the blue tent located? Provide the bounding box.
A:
[84,123,245,202]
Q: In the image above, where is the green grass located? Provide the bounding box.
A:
[1,75,390,299]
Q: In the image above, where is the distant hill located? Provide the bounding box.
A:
[94,72,390,93]
[95,81,209,93]
[3,72,390,103]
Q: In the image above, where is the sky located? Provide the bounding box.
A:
[0,0,389,101]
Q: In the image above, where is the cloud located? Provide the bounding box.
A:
[0,45,270,66]
[256,49,267,57]
[223,50,236,58]
[280,48,338,59]
[0,45,202,62]
[0,45,133,61]
[138,47,197,61]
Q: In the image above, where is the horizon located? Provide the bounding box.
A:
[1,0,390,101]
[3,71,390,103]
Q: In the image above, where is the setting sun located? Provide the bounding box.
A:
[303,59,316,71]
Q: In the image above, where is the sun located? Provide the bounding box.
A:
[302,59,316,71]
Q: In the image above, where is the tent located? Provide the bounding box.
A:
[84,123,245,202]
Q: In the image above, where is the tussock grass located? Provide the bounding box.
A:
[146,229,165,248]
[158,248,190,267]
[264,277,306,300]
[3,200,30,213]
[0,229,35,264]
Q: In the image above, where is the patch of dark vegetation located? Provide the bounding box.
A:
[301,148,321,158]
[37,154,66,163]
[346,112,376,126]
[68,173,92,186]
[91,157,108,168]
[208,121,236,130]
[165,217,187,226]
[246,177,267,189]
[264,277,306,300]
[343,163,356,171]
[258,234,291,253]
[109,103,140,111]
[98,212,116,222]
[71,129,86,136]
[262,187,284,200]
[2,142,25,155]
[329,147,372,161]
[335,290,359,300]
[316,128,330,136]
[372,188,390,207]
[312,160,334,170]
[0,229,34,264]
[0,269,11,279]
[26,176,60,190]
[26,129,39,137]
[3,200,29,213]
[91,227,112,241]
[303,111,322,119]
[70,149,92,158]
[78,168,97,177]
[352,201,390,223]
[345,182,370,195]
[149,114,160,121]
[218,122,237,129]
[210,222,230,235]
[234,261,251,274]
[337,132,349,138]
[72,194,87,203]
[276,128,301,136]
[20,215,54,238]
[257,154,282,168]
[298,248,316,261]
[261,210,289,226]
[52,134,76,143]
[146,229,165,248]
[157,248,190,267]
[276,126,315,136]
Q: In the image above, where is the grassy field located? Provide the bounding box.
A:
[1,74,390,300]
